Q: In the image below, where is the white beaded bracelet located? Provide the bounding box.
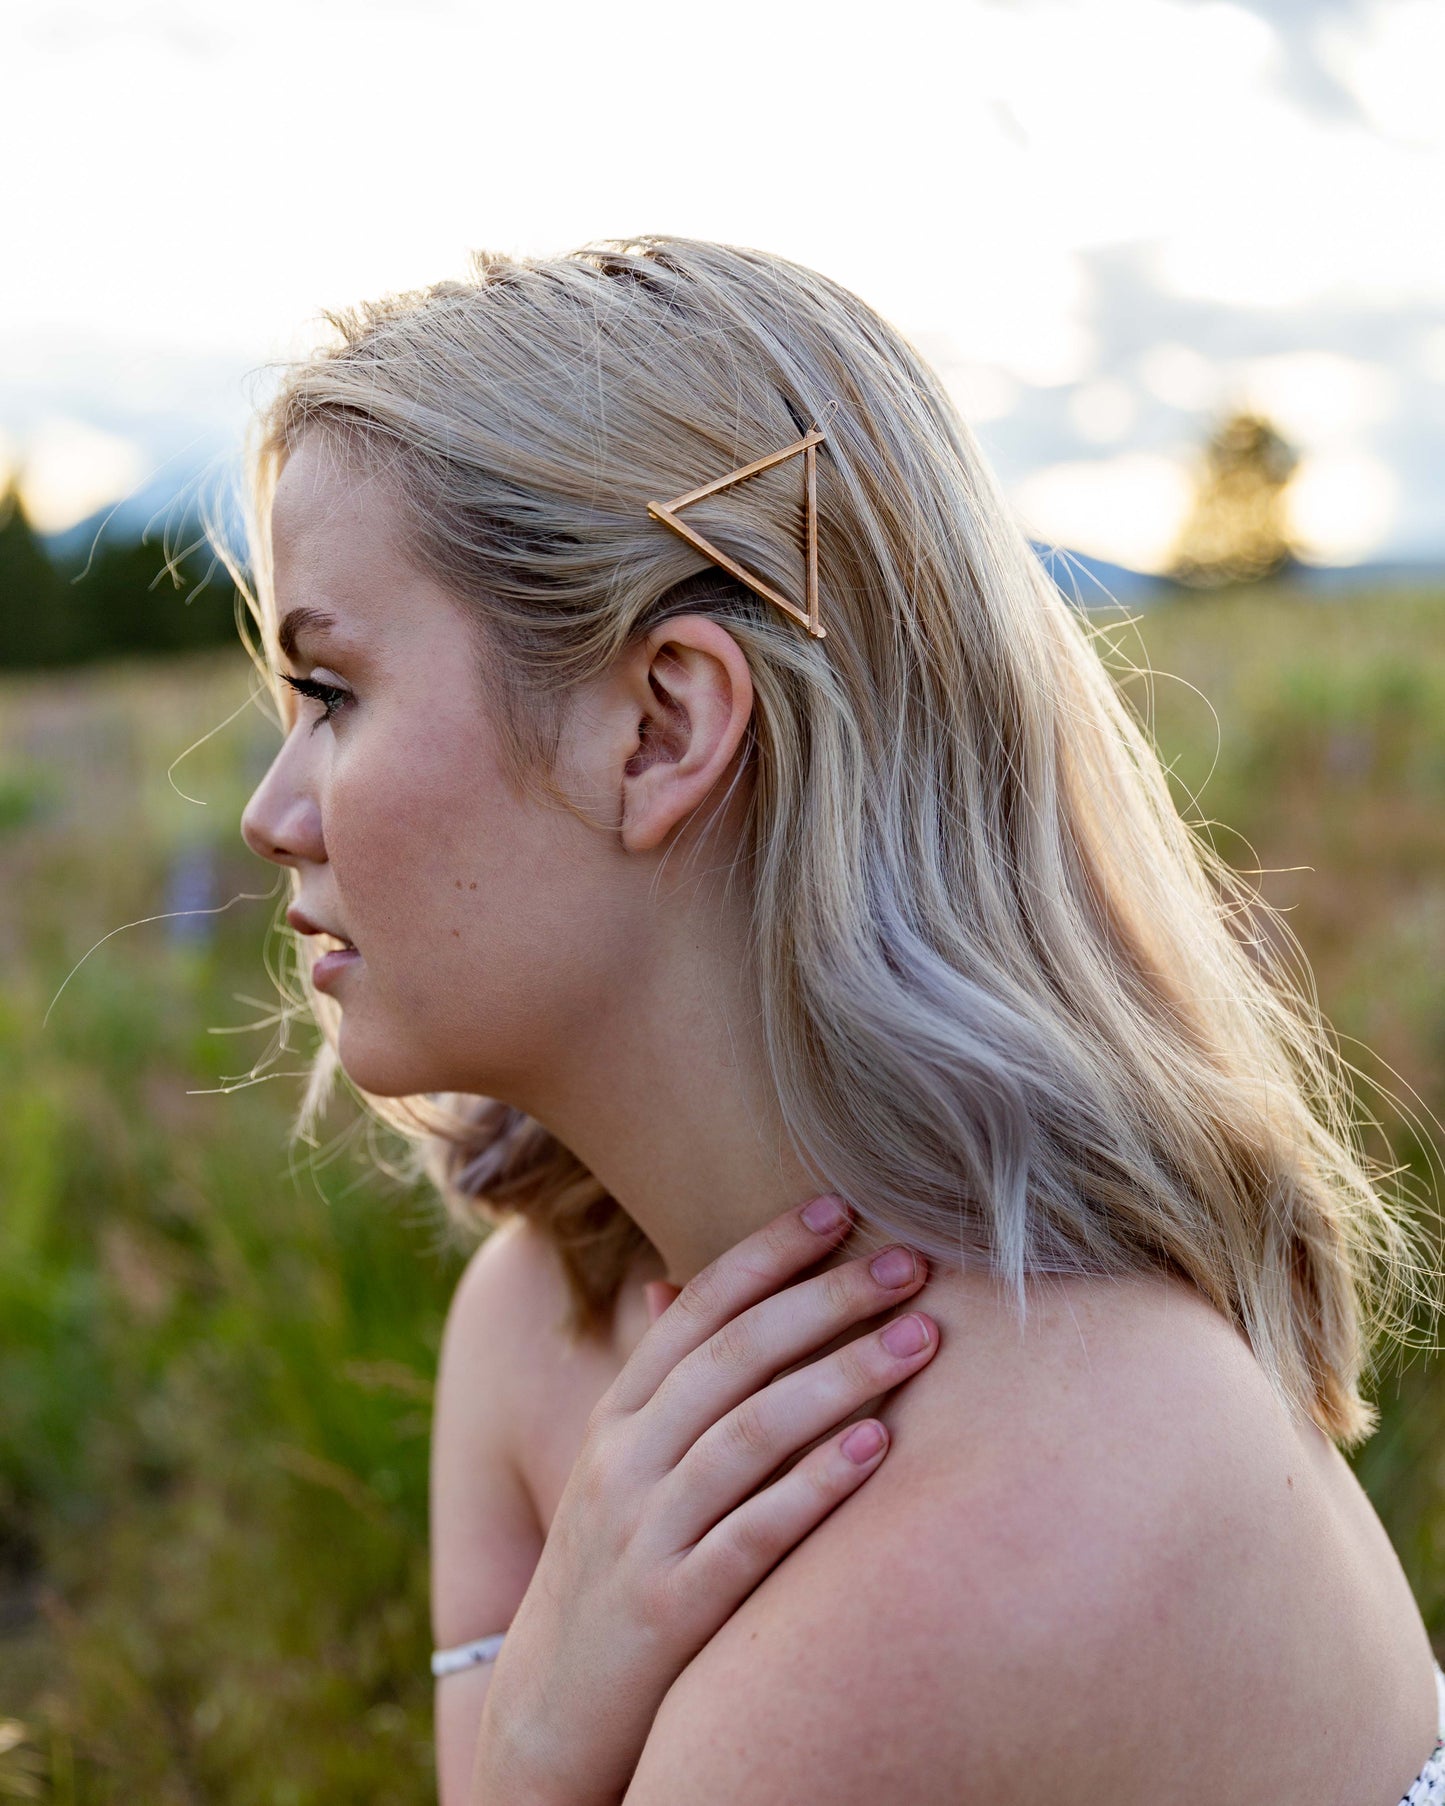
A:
[431,1631,506,1678]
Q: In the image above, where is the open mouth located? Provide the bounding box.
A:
[311,938,361,991]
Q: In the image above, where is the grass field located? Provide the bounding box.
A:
[2,580,1443,1801]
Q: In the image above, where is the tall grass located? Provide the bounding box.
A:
[1,582,1442,1800]
[1,649,462,1802]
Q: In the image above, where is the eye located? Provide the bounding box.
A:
[279,673,352,733]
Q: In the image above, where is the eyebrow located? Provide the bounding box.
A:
[277,607,342,664]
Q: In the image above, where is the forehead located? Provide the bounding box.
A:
[271,434,389,556]
[269,436,419,657]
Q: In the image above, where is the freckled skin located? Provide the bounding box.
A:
[239,438,652,1112]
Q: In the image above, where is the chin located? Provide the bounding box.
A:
[331,1024,432,1100]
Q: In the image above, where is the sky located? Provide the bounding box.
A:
[3,0,1443,572]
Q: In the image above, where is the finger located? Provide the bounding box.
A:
[605,1196,855,1415]
[681,1417,892,1612]
[636,1243,929,1470]
[657,1311,938,1544]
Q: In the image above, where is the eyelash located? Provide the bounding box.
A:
[279,673,351,731]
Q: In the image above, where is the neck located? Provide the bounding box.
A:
[516,900,828,1287]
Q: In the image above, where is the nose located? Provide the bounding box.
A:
[240,740,326,868]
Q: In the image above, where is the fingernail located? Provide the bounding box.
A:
[802,1195,848,1234]
[882,1314,929,1356]
[842,1421,886,1464]
[869,1246,915,1288]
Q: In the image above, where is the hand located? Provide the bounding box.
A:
[469,1196,939,1806]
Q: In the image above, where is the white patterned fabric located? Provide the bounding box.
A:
[1398,1661,1445,1806]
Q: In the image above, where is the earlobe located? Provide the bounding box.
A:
[616,619,754,857]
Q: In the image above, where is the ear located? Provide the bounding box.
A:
[615,616,755,855]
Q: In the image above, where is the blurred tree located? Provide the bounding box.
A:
[56,532,239,664]
[0,479,71,666]
[0,503,240,672]
[1165,408,1302,590]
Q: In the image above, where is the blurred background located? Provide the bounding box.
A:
[2,0,1443,1798]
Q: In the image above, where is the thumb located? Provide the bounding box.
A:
[643,1280,682,1325]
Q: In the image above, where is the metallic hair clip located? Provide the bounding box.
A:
[647,428,827,639]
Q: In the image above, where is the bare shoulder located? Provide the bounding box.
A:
[431,1214,560,1618]
[624,1270,1332,1804]
[438,1211,607,1469]
[443,1210,571,1349]
[443,1210,671,1540]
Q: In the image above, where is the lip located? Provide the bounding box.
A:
[313,948,363,991]
[287,905,355,947]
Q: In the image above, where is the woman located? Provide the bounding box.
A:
[235,235,1445,1803]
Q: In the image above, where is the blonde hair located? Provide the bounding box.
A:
[222,234,1439,1450]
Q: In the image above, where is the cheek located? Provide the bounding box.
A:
[321,741,633,1097]
[325,741,572,977]
[330,769,472,934]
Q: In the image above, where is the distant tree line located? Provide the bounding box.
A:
[0,480,241,671]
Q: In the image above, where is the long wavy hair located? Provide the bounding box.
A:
[219,234,1439,1450]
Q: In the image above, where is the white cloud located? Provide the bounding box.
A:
[1236,351,1399,447]
[1136,343,1220,413]
[1012,451,1196,573]
[998,0,1280,248]
[909,337,1022,424]
[16,417,148,534]
[16,0,1437,364]
[1419,325,1445,384]
[1285,449,1399,563]
[1151,117,1445,308]
[1316,0,1445,152]
[952,364,1023,425]
[2,0,1438,568]
[1069,379,1140,445]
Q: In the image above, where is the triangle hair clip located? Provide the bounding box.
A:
[647,428,827,639]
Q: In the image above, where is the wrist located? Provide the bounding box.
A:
[471,1681,622,1806]
[469,1686,551,1804]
